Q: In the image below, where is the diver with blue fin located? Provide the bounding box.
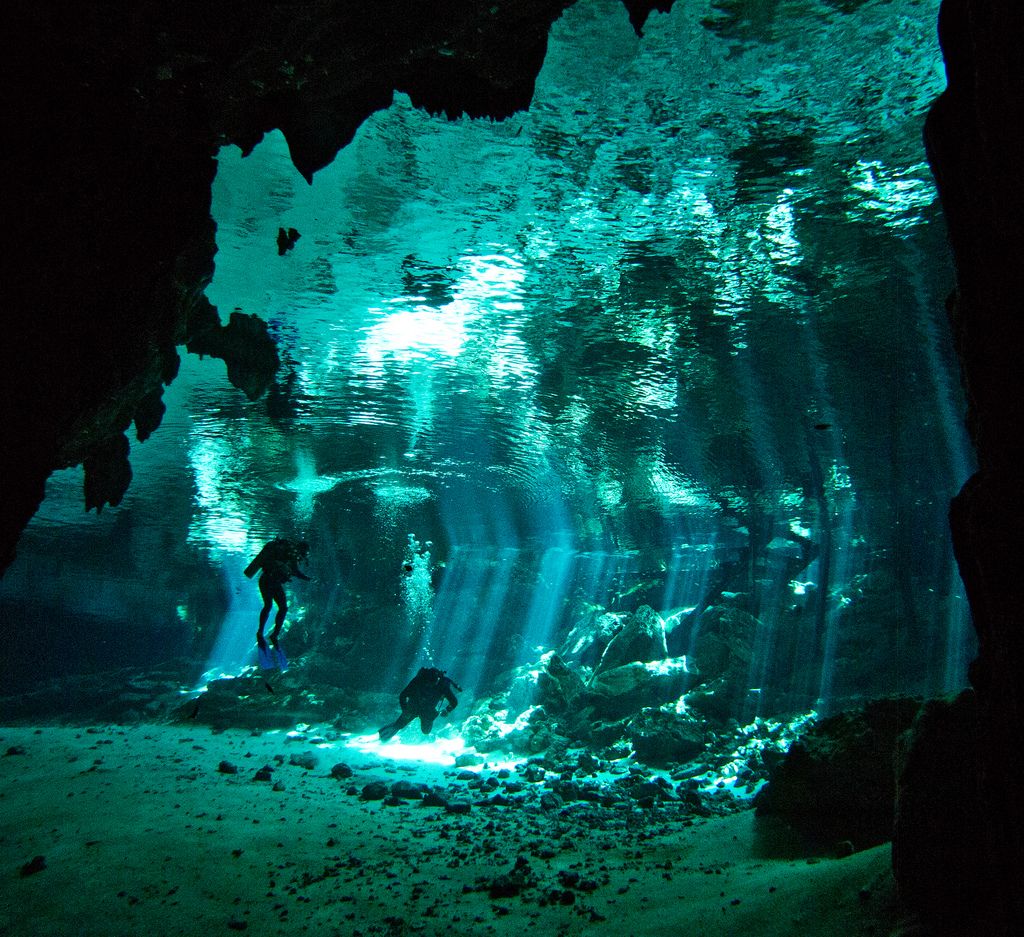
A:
[378,667,461,741]
[244,537,310,669]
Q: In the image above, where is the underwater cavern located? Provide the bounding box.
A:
[2,0,1023,934]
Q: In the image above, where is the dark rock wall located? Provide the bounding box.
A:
[924,1,1024,932]
[893,690,991,935]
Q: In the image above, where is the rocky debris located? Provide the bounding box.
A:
[421,789,448,808]
[540,791,564,811]
[754,696,922,851]
[466,652,702,755]
[9,721,857,934]
[458,687,811,815]
[834,840,854,858]
[217,760,239,774]
[252,765,274,782]
[463,851,610,910]
[487,855,537,898]
[329,762,353,779]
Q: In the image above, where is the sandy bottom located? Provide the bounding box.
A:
[0,724,896,937]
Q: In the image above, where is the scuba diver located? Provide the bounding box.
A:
[378,667,462,741]
[244,538,310,653]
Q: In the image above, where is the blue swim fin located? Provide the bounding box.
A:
[257,644,277,670]
[273,644,288,671]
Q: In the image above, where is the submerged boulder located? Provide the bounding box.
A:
[460,710,510,753]
[754,696,922,851]
[536,654,586,714]
[683,605,760,721]
[504,661,546,715]
[594,605,668,674]
[585,656,697,717]
[690,606,757,683]
[561,610,623,668]
[627,707,706,765]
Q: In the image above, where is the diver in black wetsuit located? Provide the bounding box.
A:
[244,538,310,650]
[378,667,461,741]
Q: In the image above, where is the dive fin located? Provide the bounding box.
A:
[274,644,288,671]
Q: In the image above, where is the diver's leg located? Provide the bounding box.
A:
[257,578,274,648]
[379,710,415,741]
[270,585,287,646]
[418,711,436,735]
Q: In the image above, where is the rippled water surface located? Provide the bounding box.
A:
[197,0,962,541]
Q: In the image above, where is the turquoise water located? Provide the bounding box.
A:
[2,0,973,712]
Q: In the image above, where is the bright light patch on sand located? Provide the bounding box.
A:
[346,732,470,766]
[342,732,523,773]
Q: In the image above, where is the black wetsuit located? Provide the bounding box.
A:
[244,539,309,647]
[378,668,459,741]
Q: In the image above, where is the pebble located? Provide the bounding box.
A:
[361,781,388,801]
[19,856,46,877]
[288,752,318,771]
[390,779,424,799]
